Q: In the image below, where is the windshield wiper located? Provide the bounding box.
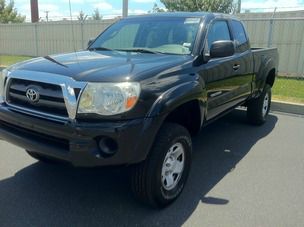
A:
[115,48,164,54]
[88,47,113,51]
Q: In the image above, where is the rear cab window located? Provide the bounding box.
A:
[231,20,249,52]
[206,20,232,52]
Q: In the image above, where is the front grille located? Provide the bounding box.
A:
[6,78,68,117]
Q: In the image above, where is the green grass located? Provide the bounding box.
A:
[1,55,303,104]
[273,77,304,104]
[0,55,32,67]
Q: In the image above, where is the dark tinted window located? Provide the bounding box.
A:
[231,20,247,45]
[207,20,231,50]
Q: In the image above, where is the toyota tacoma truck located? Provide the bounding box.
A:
[0,12,278,207]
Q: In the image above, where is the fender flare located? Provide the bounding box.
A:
[256,58,277,92]
[130,81,205,162]
[146,80,205,120]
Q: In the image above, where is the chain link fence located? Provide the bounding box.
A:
[239,10,304,77]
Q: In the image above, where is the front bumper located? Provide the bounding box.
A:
[0,104,161,167]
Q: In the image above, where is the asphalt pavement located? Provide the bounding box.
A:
[0,110,303,227]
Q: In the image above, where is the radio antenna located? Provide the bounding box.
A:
[68,0,77,53]
[68,0,80,67]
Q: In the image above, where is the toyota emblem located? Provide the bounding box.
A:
[26,87,40,103]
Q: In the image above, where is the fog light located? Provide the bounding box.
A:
[98,137,118,157]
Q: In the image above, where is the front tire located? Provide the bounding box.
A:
[131,123,192,208]
[247,84,272,125]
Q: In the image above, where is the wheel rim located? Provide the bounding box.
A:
[161,142,185,191]
[262,93,269,117]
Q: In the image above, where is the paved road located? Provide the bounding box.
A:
[0,110,303,227]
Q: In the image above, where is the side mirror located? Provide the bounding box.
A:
[210,40,235,58]
[87,38,95,48]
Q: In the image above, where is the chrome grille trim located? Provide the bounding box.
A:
[3,70,87,121]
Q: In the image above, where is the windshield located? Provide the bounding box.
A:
[90,17,201,55]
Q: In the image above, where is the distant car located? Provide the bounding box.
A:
[0,12,278,208]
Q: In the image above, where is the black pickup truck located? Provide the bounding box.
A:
[0,12,278,207]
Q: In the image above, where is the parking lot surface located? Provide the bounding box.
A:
[0,110,303,227]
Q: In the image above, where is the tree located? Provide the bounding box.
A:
[149,3,166,13]
[77,10,87,22]
[92,8,102,20]
[160,0,235,14]
[0,0,25,23]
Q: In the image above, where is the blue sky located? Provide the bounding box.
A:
[14,0,304,21]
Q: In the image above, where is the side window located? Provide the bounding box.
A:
[231,20,248,45]
[207,20,231,50]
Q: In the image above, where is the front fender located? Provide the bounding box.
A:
[146,81,205,118]
[130,80,205,162]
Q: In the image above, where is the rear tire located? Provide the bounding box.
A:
[131,123,192,208]
[247,84,272,125]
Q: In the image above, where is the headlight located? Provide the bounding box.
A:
[0,69,8,103]
[78,82,140,116]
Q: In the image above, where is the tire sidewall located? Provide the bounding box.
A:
[153,133,192,205]
[260,85,272,121]
[247,84,272,125]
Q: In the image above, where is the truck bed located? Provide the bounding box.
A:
[251,47,279,92]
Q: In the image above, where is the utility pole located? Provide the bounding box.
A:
[30,0,39,23]
[45,10,49,22]
[237,0,241,13]
[122,0,128,18]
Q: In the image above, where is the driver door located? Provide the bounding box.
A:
[198,20,238,120]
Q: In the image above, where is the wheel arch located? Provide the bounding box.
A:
[147,81,205,136]
[266,68,276,87]
[163,99,203,136]
[256,56,278,92]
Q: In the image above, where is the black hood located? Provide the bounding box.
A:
[9,51,193,83]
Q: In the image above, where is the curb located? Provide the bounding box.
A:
[271,100,304,115]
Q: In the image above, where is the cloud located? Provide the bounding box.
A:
[39,4,67,21]
[62,0,85,3]
[13,0,31,4]
[131,0,155,3]
[242,0,304,12]
[16,0,149,21]
[129,9,147,14]
[103,8,147,17]
[38,3,60,12]
[93,1,113,11]
[18,3,70,21]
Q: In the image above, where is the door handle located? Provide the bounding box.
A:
[210,91,222,98]
[233,64,240,70]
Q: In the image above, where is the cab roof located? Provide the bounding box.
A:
[125,12,239,20]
